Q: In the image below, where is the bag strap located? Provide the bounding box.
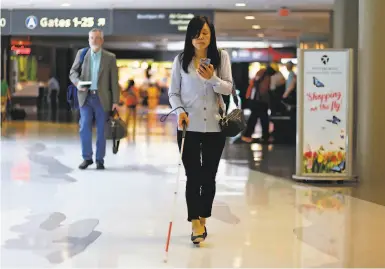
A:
[112,121,120,154]
[217,86,239,118]
[160,106,188,122]
[78,47,89,75]
[216,49,238,117]
[231,83,240,107]
[110,108,120,118]
[114,140,120,151]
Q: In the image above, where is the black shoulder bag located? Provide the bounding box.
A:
[217,83,246,137]
[215,50,246,137]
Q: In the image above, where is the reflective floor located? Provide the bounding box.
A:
[244,141,385,208]
[1,121,385,268]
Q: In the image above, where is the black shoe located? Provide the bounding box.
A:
[191,233,205,244]
[203,226,207,239]
[96,162,105,170]
[79,160,93,170]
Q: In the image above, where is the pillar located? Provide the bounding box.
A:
[333,0,359,49]
[332,0,359,178]
[329,11,333,48]
[1,35,10,81]
[331,3,385,266]
[352,4,385,263]
[356,0,385,201]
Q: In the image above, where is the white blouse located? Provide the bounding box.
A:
[168,50,233,133]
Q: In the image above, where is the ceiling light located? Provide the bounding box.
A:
[235,3,246,7]
[61,3,70,6]
[252,25,261,29]
[245,16,255,20]
[217,41,269,49]
[167,41,276,50]
[258,33,265,38]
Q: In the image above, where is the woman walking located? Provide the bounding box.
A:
[168,16,233,243]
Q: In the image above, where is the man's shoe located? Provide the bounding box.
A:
[96,162,105,170]
[79,160,93,170]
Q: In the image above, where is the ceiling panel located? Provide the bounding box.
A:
[1,0,334,10]
[215,11,330,40]
[3,4,331,43]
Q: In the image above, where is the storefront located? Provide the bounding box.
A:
[1,9,214,108]
[1,8,299,116]
[117,59,172,105]
[227,47,296,101]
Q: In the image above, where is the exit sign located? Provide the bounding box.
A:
[278,7,290,16]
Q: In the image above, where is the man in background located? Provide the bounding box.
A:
[47,74,59,119]
[69,28,119,170]
[269,63,286,115]
[283,61,296,99]
[242,66,276,144]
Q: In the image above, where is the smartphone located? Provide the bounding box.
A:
[200,58,211,66]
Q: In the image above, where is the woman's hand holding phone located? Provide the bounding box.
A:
[197,58,214,80]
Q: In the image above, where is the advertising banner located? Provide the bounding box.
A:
[293,49,355,181]
[113,10,214,35]
[1,10,11,35]
[10,10,112,36]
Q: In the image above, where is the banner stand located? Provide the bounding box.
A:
[292,49,358,183]
[292,174,357,182]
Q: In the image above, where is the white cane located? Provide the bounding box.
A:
[163,120,187,263]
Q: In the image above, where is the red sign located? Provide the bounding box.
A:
[278,7,290,17]
[11,40,32,46]
[11,45,31,55]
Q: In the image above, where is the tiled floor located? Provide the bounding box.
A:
[1,121,385,268]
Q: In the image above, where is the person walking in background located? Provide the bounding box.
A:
[168,16,233,243]
[48,74,60,106]
[147,83,160,110]
[269,63,286,93]
[146,82,161,130]
[282,61,296,100]
[1,78,10,123]
[269,63,286,115]
[123,79,139,134]
[69,28,119,170]
[241,66,276,144]
[47,74,60,120]
[123,79,139,110]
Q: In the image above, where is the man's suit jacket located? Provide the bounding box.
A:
[69,48,119,112]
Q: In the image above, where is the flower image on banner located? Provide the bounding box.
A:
[302,51,349,174]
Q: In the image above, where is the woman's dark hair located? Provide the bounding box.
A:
[127,79,135,88]
[179,16,220,73]
[266,66,276,76]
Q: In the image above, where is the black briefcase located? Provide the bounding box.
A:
[104,109,127,154]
